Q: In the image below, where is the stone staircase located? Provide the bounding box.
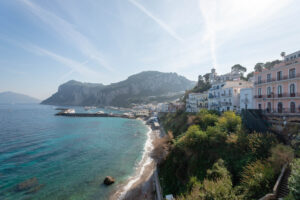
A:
[259,164,291,200]
[276,167,291,199]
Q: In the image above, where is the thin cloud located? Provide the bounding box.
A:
[27,44,100,78]
[20,0,113,71]
[128,0,184,43]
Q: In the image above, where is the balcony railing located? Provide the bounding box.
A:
[262,108,300,114]
[255,73,300,85]
[221,102,232,106]
[221,93,232,97]
[254,93,300,98]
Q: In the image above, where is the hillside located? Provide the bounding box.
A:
[41,71,195,107]
[0,91,40,104]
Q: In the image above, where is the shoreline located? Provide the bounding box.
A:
[111,119,159,200]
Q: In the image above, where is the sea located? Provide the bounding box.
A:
[0,104,150,200]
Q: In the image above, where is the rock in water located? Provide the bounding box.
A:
[16,177,38,192]
[103,176,115,185]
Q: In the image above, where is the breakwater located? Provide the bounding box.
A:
[55,112,136,119]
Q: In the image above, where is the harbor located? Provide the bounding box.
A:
[55,108,149,119]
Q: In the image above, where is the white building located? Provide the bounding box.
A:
[186,92,208,112]
[208,80,253,112]
[157,103,169,112]
[240,87,254,110]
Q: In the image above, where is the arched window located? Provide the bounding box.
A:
[278,102,283,113]
[290,83,296,96]
[290,102,296,113]
[278,85,282,97]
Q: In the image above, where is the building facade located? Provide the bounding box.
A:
[254,50,300,114]
[240,87,254,110]
[208,80,253,112]
[186,92,208,112]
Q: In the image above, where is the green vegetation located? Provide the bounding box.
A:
[254,60,281,72]
[231,64,247,75]
[158,110,296,200]
[288,159,300,200]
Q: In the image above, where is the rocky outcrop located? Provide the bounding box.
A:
[103,176,115,185]
[41,71,195,107]
[15,177,44,194]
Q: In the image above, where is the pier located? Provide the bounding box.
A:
[55,112,136,119]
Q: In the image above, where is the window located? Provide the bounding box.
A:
[278,85,282,97]
[290,83,296,96]
[267,102,271,113]
[267,87,272,96]
[258,88,262,96]
[290,102,296,113]
[289,68,296,78]
[229,89,231,95]
[258,104,262,110]
[267,74,272,82]
[277,71,282,80]
[258,76,262,83]
[278,102,283,113]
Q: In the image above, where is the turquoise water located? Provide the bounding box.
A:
[0,104,149,200]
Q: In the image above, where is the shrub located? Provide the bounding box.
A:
[246,132,278,159]
[217,111,241,133]
[194,110,219,131]
[176,125,207,149]
[269,144,294,172]
[177,159,238,200]
[240,160,276,199]
[288,159,300,199]
[206,159,230,181]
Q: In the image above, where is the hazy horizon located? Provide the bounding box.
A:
[0,0,300,99]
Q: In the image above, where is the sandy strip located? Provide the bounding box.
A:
[111,120,160,200]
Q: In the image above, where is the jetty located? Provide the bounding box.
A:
[55,109,136,119]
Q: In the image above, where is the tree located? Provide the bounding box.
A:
[254,63,264,72]
[264,60,280,70]
[288,159,300,199]
[246,72,254,80]
[203,73,210,83]
[281,52,286,59]
[231,64,247,74]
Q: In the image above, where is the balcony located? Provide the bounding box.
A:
[263,108,300,115]
[255,73,300,85]
[254,93,300,98]
[221,102,232,106]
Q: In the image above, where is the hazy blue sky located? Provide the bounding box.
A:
[0,0,299,99]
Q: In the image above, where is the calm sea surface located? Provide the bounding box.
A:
[0,104,149,200]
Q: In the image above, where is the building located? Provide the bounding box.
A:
[254,50,300,114]
[186,92,208,112]
[156,102,184,113]
[208,80,253,112]
[240,87,254,110]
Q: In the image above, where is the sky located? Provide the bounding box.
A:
[0,0,299,100]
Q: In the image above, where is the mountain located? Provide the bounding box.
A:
[42,71,196,107]
[0,91,40,104]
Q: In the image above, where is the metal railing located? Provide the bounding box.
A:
[254,93,300,98]
[262,108,300,114]
[221,102,232,106]
[255,73,300,85]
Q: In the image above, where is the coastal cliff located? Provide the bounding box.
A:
[41,71,195,107]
